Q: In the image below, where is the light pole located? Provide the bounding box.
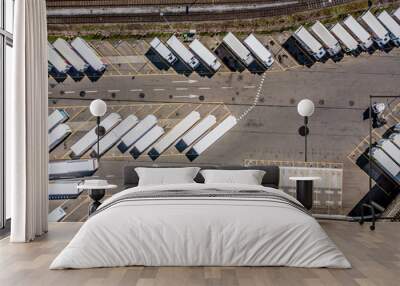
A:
[297,99,315,162]
[89,99,107,161]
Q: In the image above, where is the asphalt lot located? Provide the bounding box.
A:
[48,45,400,221]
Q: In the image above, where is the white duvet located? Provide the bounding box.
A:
[50,183,351,269]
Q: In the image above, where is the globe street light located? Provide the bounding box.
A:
[297,99,315,162]
[90,99,107,161]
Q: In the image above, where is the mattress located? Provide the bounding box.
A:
[50,183,351,269]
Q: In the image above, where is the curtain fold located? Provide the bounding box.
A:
[8,0,48,242]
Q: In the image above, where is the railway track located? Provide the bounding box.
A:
[47,0,357,24]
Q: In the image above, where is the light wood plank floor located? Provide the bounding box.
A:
[0,221,399,286]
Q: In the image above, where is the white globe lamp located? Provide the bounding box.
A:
[297,99,315,162]
[90,99,107,117]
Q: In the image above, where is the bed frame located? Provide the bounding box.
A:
[123,165,280,189]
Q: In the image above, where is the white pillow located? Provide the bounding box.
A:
[200,169,266,185]
[135,167,200,186]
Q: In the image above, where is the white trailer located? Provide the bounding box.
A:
[175,115,216,152]
[394,7,400,23]
[49,159,99,180]
[310,21,342,57]
[149,37,177,65]
[330,23,360,54]
[167,35,200,69]
[70,113,122,158]
[360,11,391,48]
[49,124,72,152]
[378,139,400,164]
[189,39,221,72]
[71,37,107,73]
[222,32,255,67]
[48,180,83,200]
[90,114,139,157]
[243,34,274,68]
[371,148,400,181]
[377,10,400,46]
[48,109,69,132]
[293,26,326,60]
[186,115,237,161]
[48,42,70,81]
[53,38,89,77]
[343,15,374,50]
[117,114,158,153]
[148,111,201,160]
[130,125,165,159]
[390,133,400,149]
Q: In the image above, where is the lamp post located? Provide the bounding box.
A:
[89,99,107,161]
[297,99,315,162]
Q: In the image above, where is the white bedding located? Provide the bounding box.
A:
[50,183,351,269]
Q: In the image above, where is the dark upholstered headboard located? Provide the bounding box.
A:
[123,165,280,189]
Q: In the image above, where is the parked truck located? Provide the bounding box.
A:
[148,111,201,160]
[130,125,165,159]
[330,23,360,55]
[186,115,237,161]
[117,114,158,153]
[71,37,107,74]
[343,15,374,51]
[48,109,69,132]
[175,115,216,152]
[149,37,177,65]
[49,124,72,152]
[222,32,255,67]
[310,21,342,59]
[189,39,221,72]
[47,42,70,82]
[90,114,139,158]
[370,147,400,182]
[243,33,275,68]
[167,35,200,69]
[360,10,391,48]
[53,38,89,80]
[70,113,122,158]
[49,159,99,180]
[48,180,83,200]
[377,10,400,46]
[293,26,326,60]
[377,139,400,165]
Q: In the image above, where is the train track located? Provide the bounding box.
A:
[47,0,358,24]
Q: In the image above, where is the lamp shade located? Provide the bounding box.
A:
[90,99,107,117]
[297,99,315,117]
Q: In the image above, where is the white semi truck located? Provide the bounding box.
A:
[149,37,177,65]
[293,26,326,60]
[360,10,391,48]
[71,37,107,74]
[222,32,255,67]
[343,15,374,51]
[47,42,70,81]
[130,125,165,159]
[377,10,400,46]
[49,124,72,152]
[243,33,274,68]
[310,21,342,58]
[167,35,200,69]
[48,109,69,132]
[49,159,99,180]
[330,23,360,54]
[189,39,221,72]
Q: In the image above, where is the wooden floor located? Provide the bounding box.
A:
[0,221,399,286]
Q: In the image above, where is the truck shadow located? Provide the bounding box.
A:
[282,37,316,68]
[214,44,246,72]
[145,49,171,71]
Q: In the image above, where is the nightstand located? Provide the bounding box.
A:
[289,176,321,210]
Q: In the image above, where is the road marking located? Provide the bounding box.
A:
[65,91,75,94]
[244,85,256,89]
[176,87,188,91]
[221,86,232,89]
[48,91,53,95]
[172,79,198,84]
[198,87,210,90]
[86,90,98,93]
[172,94,199,99]
[108,89,120,93]
[130,89,143,92]
[153,88,165,91]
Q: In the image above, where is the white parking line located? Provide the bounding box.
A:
[244,85,256,89]
[86,90,98,93]
[108,90,120,93]
[198,87,211,90]
[221,86,232,89]
[64,91,75,94]
[176,87,188,91]
[48,92,53,95]
[153,88,165,91]
[130,89,143,92]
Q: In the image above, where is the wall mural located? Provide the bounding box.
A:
[47,5,400,223]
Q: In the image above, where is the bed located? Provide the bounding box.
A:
[50,165,351,269]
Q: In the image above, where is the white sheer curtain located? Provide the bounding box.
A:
[7,0,48,242]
